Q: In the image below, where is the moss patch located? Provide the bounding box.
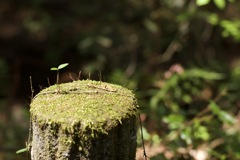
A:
[30,80,138,135]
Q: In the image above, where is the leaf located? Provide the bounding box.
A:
[209,101,236,124]
[183,94,192,103]
[219,111,236,124]
[16,148,28,154]
[58,63,69,70]
[187,68,224,80]
[196,0,210,6]
[207,13,219,25]
[220,20,240,41]
[50,67,58,71]
[213,0,226,9]
[209,101,221,114]
[180,127,192,144]
[194,126,210,140]
[163,114,185,123]
[163,114,185,129]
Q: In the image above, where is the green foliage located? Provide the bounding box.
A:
[213,0,226,9]
[150,68,223,109]
[141,65,240,159]
[209,101,236,124]
[220,20,240,41]
[197,0,240,42]
[196,0,229,9]
[196,0,211,6]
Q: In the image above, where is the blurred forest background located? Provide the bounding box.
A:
[1,0,240,159]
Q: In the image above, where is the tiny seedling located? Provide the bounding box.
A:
[51,63,69,92]
[16,142,31,154]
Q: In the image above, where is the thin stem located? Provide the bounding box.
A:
[28,76,34,159]
[139,113,148,160]
[57,70,59,85]
[78,71,81,80]
[47,77,51,86]
[57,70,60,92]
[29,76,34,101]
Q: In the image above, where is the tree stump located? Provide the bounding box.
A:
[30,80,138,160]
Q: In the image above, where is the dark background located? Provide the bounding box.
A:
[1,0,240,159]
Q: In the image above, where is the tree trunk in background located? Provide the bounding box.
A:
[30,80,138,160]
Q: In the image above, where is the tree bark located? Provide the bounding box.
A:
[30,80,138,160]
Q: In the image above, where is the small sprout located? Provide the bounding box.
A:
[51,63,69,71]
[51,63,69,92]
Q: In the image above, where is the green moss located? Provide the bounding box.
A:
[30,80,138,136]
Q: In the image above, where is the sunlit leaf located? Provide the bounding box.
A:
[210,101,236,124]
[213,0,226,9]
[50,67,58,71]
[209,101,221,114]
[208,13,219,25]
[58,63,69,70]
[163,114,185,129]
[219,111,236,124]
[187,68,224,80]
[181,127,192,144]
[196,0,210,6]
[194,126,210,140]
[16,148,28,154]
[220,20,240,41]
[183,94,192,103]
[163,114,185,123]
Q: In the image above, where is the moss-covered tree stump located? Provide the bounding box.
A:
[30,80,138,160]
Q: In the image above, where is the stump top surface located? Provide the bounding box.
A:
[30,80,137,133]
